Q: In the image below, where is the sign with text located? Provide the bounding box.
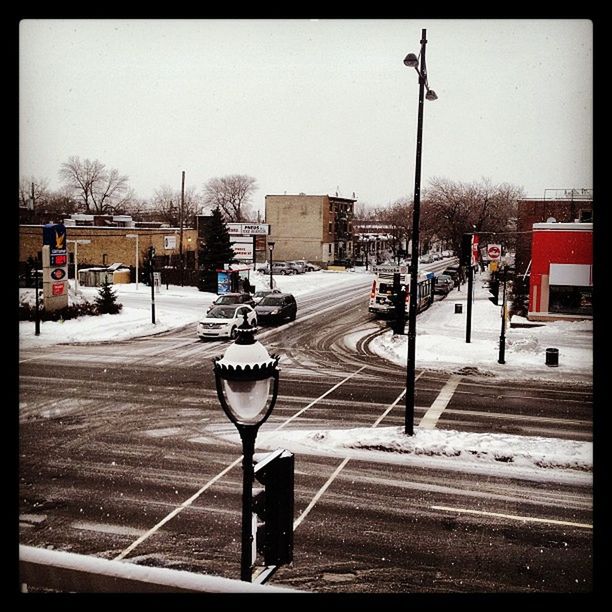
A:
[227,223,270,236]
[42,225,69,311]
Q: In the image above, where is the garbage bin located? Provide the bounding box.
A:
[545,348,559,367]
[454,303,463,314]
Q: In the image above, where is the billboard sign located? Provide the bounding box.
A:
[228,223,270,236]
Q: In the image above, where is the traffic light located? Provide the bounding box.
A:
[148,245,156,263]
[461,233,473,267]
[252,449,294,567]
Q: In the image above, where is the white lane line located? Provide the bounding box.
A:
[293,375,425,530]
[419,374,461,429]
[293,458,350,530]
[115,365,367,560]
[113,458,241,561]
[431,505,592,530]
[272,365,368,431]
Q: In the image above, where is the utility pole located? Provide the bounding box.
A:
[180,170,185,287]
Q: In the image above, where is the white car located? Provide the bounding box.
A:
[197,304,257,340]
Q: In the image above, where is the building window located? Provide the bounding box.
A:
[549,285,592,316]
[579,209,593,222]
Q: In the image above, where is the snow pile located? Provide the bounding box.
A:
[255,425,592,483]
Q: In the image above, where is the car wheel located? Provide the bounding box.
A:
[289,311,296,321]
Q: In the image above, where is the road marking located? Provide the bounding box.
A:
[293,458,350,530]
[419,374,461,429]
[272,365,368,431]
[114,365,368,560]
[113,458,241,561]
[293,373,424,530]
[431,505,592,530]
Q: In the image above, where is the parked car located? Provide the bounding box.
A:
[252,288,281,305]
[295,260,320,272]
[434,273,454,295]
[287,261,306,274]
[206,292,254,313]
[255,292,297,324]
[263,262,296,275]
[419,254,433,264]
[197,304,257,340]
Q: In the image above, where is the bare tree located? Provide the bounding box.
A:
[150,184,201,227]
[422,177,523,254]
[202,174,257,222]
[59,156,130,214]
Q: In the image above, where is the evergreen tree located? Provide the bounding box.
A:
[198,206,235,292]
[94,279,123,314]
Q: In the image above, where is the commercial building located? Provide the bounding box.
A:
[528,222,592,321]
[515,194,593,277]
[264,194,356,266]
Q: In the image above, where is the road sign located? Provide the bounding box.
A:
[487,244,502,260]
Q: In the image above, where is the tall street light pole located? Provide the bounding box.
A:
[403,29,438,436]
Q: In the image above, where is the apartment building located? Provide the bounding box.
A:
[264,194,356,266]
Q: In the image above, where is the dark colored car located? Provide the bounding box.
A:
[252,288,281,304]
[207,292,255,313]
[255,293,297,323]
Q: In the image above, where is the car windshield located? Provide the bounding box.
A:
[207,306,238,319]
[254,291,270,298]
[215,295,239,304]
[259,296,285,307]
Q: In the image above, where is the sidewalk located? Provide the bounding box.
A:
[369,270,593,385]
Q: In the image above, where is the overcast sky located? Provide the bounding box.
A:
[19,18,593,214]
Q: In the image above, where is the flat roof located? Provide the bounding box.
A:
[532,222,593,231]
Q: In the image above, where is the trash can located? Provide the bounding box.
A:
[545,348,559,367]
[454,303,463,314]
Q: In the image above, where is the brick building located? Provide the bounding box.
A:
[264,194,356,266]
[19,224,198,277]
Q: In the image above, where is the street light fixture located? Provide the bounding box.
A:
[268,240,275,289]
[403,28,438,436]
[126,234,140,290]
[213,315,280,582]
[67,239,91,294]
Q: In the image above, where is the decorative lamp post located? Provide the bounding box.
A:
[213,315,280,582]
[403,29,438,436]
[268,240,275,289]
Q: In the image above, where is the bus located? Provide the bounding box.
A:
[368,264,435,317]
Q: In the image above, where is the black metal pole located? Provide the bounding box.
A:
[498,269,507,364]
[405,29,427,436]
[239,427,256,582]
[150,258,156,325]
[269,248,273,290]
[466,262,473,343]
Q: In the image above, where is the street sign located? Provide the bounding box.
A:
[487,244,502,261]
[228,223,270,236]
[164,235,177,249]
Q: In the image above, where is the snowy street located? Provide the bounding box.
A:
[19,268,593,592]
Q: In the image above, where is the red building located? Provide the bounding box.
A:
[528,222,593,321]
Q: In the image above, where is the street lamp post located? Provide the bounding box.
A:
[268,240,275,289]
[67,239,91,294]
[213,315,280,582]
[126,234,140,290]
[403,29,438,436]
